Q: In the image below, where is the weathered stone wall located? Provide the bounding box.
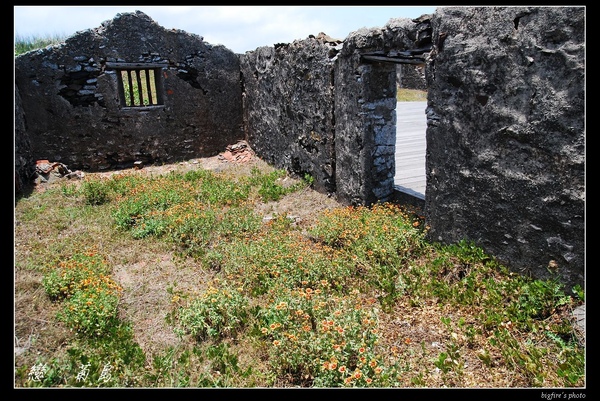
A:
[335,17,431,205]
[425,6,585,289]
[239,38,338,194]
[14,11,242,171]
[14,85,34,195]
[397,64,426,90]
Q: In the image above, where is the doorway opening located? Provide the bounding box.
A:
[358,53,428,206]
[394,63,427,202]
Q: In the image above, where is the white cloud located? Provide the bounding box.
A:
[14,5,438,53]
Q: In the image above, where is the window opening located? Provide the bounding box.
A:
[106,62,166,108]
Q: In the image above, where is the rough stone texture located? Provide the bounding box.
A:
[14,11,243,171]
[14,85,35,195]
[397,64,426,90]
[335,17,430,205]
[240,38,338,194]
[425,6,585,289]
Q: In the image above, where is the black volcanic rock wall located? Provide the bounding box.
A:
[239,37,339,194]
[14,11,242,171]
[425,6,585,289]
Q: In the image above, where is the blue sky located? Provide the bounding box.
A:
[13,5,438,54]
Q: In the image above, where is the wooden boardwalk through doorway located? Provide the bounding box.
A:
[394,101,427,200]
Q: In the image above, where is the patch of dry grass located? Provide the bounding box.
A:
[397,88,427,102]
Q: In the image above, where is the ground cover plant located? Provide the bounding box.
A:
[14,155,585,388]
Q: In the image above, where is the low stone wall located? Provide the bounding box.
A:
[240,38,338,194]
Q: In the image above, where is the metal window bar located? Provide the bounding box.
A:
[135,70,143,105]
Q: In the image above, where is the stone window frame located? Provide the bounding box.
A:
[106,62,167,109]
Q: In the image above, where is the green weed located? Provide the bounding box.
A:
[15,33,66,56]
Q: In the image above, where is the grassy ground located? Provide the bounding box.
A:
[14,154,585,388]
[397,88,428,102]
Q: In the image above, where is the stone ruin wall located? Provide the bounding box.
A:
[397,64,426,91]
[239,40,338,195]
[14,7,585,290]
[425,7,585,289]
[14,11,243,174]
